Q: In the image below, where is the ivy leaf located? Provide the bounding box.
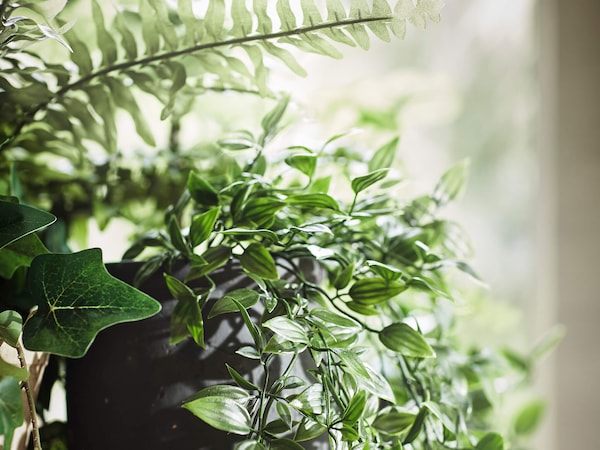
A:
[240,243,279,280]
[378,323,435,358]
[0,233,49,279]
[351,169,389,195]
[22,248,161,358]
[0,377,23,443]
[0,200,56,248]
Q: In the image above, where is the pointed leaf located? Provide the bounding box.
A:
[432,159,470,206]
[190,207,221,247]
[92,0,117,65]
[0,311,22,347]
[476,432,505,450]
[205,0,226,40]
[372,409,416,435]
[183,395,251,435]
[368,137,399,172]
[208,288,260,318]
[286,193,340,211]
[187,171,219,206]
[351,168,389,194]
[379,322,435,358]
[22,248,161,357]
[263,316,309,344]
[349,277,406,305]
[240,243,278,280]
[0,377,23,439]
[231,0,253,37]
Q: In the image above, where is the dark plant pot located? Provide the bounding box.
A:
[66,262,269,450]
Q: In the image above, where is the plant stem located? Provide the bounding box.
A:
[16,343,42,450]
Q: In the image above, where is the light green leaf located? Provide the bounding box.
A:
[67,31,93,74]
[285,154,317,177]
[254,0,273,33]
[351,168,389,194]
[372,409,416,435]
[379,323,435,358]
[208,288,260,318]
[513,400,546,436]
[432,159,470,206]
[183,395,251,435]
[240,243,279,280]
[0,310,23,347]
[139,0,160,54]
[236,440,267,450]
[0,377,23,440]
[205,0,226,40]
[286,193,340,211]
[113,12,138,59]
[263,316,309,344]
[22,248,161,358]
[148,0,178,50]
[368,137,399,172]
[301,0,322,27]
[0,357,28,381]
[342,390,366,424]
[231,0,253,37]
[92,0,117,65]
[276,0,297,30]
[289,383,323,415]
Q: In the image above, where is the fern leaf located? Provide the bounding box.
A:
[243,45,270,96]
[91,1,118,66]
[231,0,254,38]
[369,0,392,42]
[148,0,179,51]
[253,0,273,34]
[67,31,94,75]
[63,97,105,146]
[321,1,357,47]
[113,12,138,60]
[303,33,344,59]
[260,41,308,77]
[104,78,156,146]
[276,0,297,31]
[205,0,227,41]
[84,84,117,153]
[177,0,203,45]
[345,23,370,50]
[301,0,322,27]
[139,0,160,55]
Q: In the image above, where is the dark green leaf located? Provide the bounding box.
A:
[270,438,306,450]
[240,197,286,226]
[240,243,278,280]
[402,405,428,444]
[379,323,435,358]
[187,172,219,206]
[351,169,389,195]
[236,440,266,450]
[186,245,232,280]
[227,364,260,390]
[0,377,23,439]
[22,248,161,357]
[167,216,189,254]
[0,200,56,248]
[170,294,204,346]
[208,288,260,318]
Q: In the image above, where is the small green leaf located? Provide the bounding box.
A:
[186,245,232,280]
[190,207,220,247]
[432,159,470,206]
[294,419,327,442]
[289,383,323,415]
[0,357,28,381]
[0,200,56,248]
[286,193,340,211]
[227,364,259,391]
[368,137,399,172]
[351,169,389,195]
[240,243,278,280]
[22,249,161,358]
[403,404,428,444]
[270,438,306,450]
[240,197,286,227]
[0,377,24,439]
[236,440,266,450]
[167,216,188,254]
[476,432,505,450]
[0,233,49,279]
[349,278,406,305]
[164,274,196,303]
[342,390,367,425]
[0,310,22,347]
[261,96,289,142]
[263,316,309,344]
[92,0,117,66]
[513,400,546,436]
[285,154,317,178]
[170,295,204,346]
[208,288,260,318]
[183,395,251,435]
[372,409,416,436]
[379,323,435,358]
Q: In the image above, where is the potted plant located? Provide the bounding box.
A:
[0,1,558,449]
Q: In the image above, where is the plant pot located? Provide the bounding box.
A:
[66,262,271,450]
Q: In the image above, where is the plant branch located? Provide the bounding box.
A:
[1,14,394,152]
[16,342,42,450]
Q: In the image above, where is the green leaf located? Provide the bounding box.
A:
[92,0,117,66]
[351,168,389,195]
[170,294,204,346]
[294,418,327,442]
[261,96,289,141]
[0,310,22,347]
[22,248,161,358]
[208,288,260,318]
[310,308,360,329]
[378,323,435,358]
[113,12,138,59]
[167,216,189,254]
[0,377,23,440]
[0,357,28,381]
[286,193,340,211]
[261,41,308,77]
[227,364,260,390]
[236,440,267,450]
[432,159,470,206]
[513,400,546,436]
[263,316,309,344]
[285,154,317,178]
[349,277,406,305]
[0,200,56,248]
[205,0,226,40]
[240,197,286,227]
[476,432,505,450]
[368,137,399,172]
[183,394,251,435]
[0,233,49,279]
[342,390,367,424]
[231,0,253,37]
[403,404,428,444]
[270,438,306,450]
[240,243,279,280]
[187,171,219,206]
[67,31,94,74]
[148,0,178,50]
[190,207,221,247]
[372,409,416,435]
[289,383,323,415]
[186,245,232,280]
